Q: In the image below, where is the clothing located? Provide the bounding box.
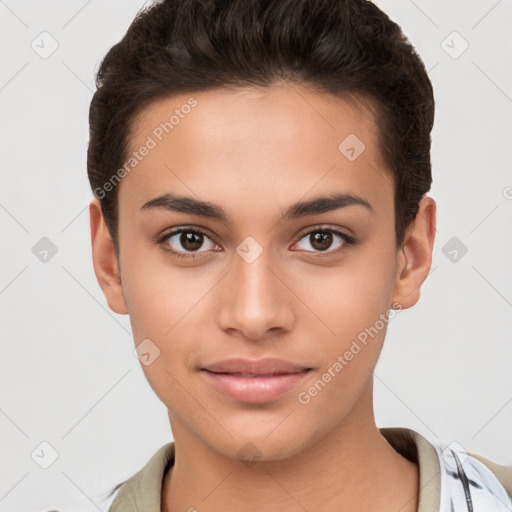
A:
[109,427,512,512]
[433,443,512,511]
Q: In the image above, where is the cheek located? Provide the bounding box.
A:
[290,246,397,400]
[293,267,395,425]
[124,274,201,369]
[121,242,201,338]
[120,249,215,384]
[123,263,202,408]
[295,247,397,338]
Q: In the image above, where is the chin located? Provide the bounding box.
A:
[207,423,317,465]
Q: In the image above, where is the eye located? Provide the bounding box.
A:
[158,228,220,258]
[293,227,354,254]
[157,225,354,260]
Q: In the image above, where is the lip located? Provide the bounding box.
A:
[201,358,312,404]
[203,357,310,374]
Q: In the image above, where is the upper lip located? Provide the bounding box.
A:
[202,358,311,375]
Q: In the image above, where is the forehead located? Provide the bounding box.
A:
[119,83,392,215]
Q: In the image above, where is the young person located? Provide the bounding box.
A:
[87,1,512,510]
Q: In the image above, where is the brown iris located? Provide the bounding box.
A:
[309,231,333,251]
[180,231,204,251]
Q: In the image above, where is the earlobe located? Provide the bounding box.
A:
[89,198,128,315]
[392,196,436,309]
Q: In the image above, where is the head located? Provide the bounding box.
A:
[89,0,436,461]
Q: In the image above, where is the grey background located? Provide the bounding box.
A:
[1,0,511,510]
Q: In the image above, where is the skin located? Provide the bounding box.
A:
[90,82,436,512]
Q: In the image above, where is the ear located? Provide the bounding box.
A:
[89,198,128,314]
[392,196,436,309]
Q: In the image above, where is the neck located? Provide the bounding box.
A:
[162,384,419,512]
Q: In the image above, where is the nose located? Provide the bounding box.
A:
[216,246,295,341]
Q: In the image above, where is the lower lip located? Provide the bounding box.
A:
[201,370,311,403]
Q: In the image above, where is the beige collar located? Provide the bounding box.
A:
[109,427,443,511]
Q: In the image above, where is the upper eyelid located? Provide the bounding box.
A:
[296,224,350,237]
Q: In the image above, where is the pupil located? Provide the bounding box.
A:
[311,232,332,251]
[181,232,203,251]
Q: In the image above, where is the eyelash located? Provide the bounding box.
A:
[156,225,356,260]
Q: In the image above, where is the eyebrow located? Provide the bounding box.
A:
[140,192,373,222]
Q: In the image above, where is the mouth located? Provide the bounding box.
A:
[200,358,312,403]
[202,357,311,375]
[205,371,309,377]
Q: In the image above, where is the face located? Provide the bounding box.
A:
[91,82,434,462]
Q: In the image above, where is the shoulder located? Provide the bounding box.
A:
[469,451,512,498]
[108,442,175,512]
[380,427,512,511]
[435,442,512,510]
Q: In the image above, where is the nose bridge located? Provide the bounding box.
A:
[216,240,293,339]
